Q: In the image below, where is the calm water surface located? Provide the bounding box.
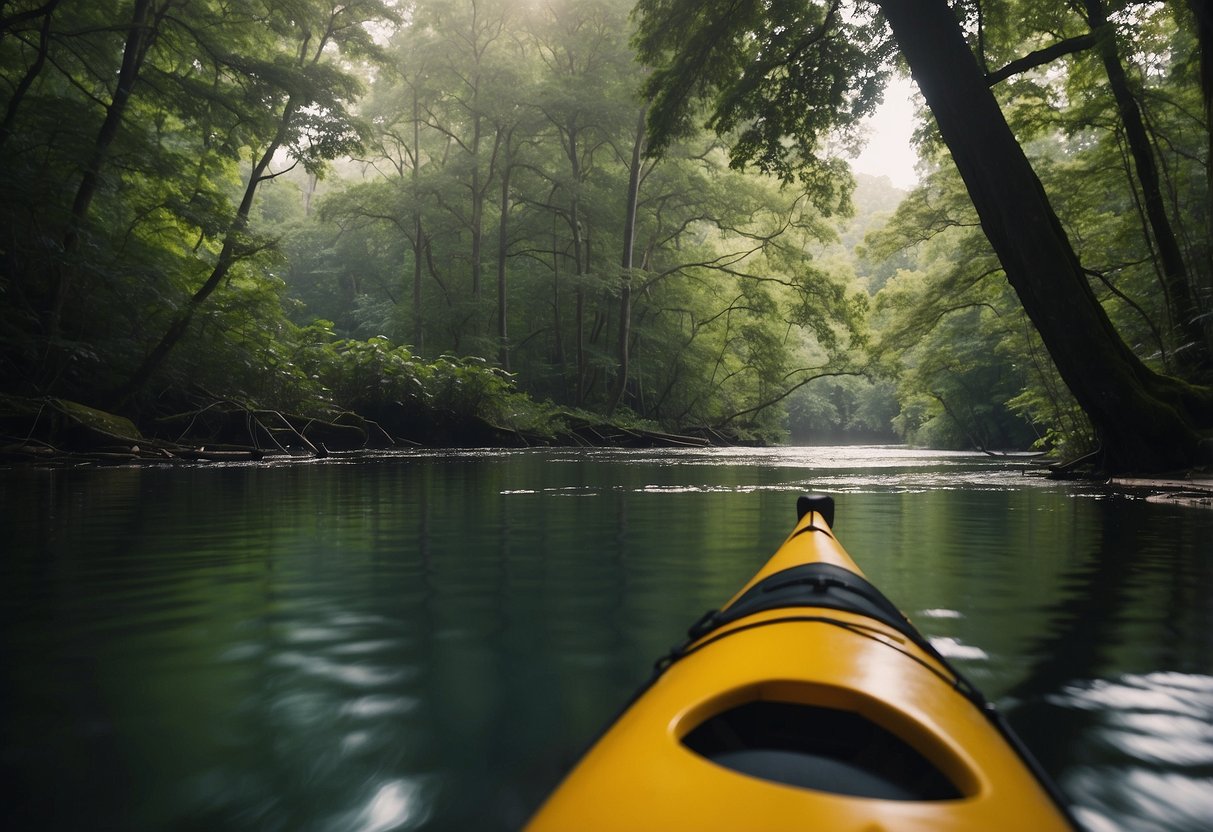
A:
[2,447,1211,831]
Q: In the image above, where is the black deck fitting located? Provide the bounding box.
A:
[796,493,835,528]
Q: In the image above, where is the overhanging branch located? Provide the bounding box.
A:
[986,33,1098,86]
[718,369,866,426]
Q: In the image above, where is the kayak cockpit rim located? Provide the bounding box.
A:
[674,679,983,801]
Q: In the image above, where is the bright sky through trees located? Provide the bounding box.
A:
[849,74,920,190]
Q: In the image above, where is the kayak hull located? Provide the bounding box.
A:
[525,498,1076,831]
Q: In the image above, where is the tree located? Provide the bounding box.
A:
[865,170,1073,453]
[528,0,641,403]
[51,0,157,341]
[262,0,865,436]
[881,0,1209,471]
[969,0,1210,370]
[606,104,651,414]
[635,0,1213,472]
[117,0,393,401]
[0,0,399,406]
[1078,0,1206,366]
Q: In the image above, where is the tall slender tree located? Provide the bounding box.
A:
[635,0,1212,471]
[607,105,651,414]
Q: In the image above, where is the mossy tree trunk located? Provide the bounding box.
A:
[879,0,1212,472]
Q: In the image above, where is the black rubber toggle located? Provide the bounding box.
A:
[686,608,720,641]
[796,493,835,527]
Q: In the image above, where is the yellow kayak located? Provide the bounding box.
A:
[525,495,1078,831]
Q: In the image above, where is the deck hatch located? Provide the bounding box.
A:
[681,700,964,801]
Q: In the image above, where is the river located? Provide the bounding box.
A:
[2,446,1210,831]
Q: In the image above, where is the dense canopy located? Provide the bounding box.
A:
[1,0,1210,470]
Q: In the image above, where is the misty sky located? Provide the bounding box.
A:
[850,75,920,191]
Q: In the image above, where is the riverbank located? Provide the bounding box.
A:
[1107,475,1213,508]
[0,393,745,467]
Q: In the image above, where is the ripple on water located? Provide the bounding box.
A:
[1051,672,1213,832]
[927,635,990,661]
[339,694,420,720]
[918,608,964,620]
[271,650,414,687]
[335,777,431,832]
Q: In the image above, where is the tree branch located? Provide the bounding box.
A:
[986,33,1098,86]
[718,370,866,427]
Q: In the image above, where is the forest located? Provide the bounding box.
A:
[0,0,1210,472]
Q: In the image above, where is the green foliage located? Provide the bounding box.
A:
[863,165,1067,452]
[787,376,898,443]
[633,0,893,208]
[290,329,561,437]
[0,0,878,443]
[274,0,868,439]
[6,0,1204,456]
[631,0,1213,469]
[0,0,396,403]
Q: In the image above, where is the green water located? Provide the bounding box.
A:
[2,447,1210,831]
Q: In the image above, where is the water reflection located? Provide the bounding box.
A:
[345,778,430,832]
[1,449,1210,831]
[1053,673,1213,832]
[927,635,990,661]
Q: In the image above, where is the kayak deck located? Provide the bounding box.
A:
[525,496,1077,831]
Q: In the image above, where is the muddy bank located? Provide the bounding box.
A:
[1107,476,1213,508]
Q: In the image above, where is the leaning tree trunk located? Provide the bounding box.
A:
[878,0,1211,473]
[1082,0,1209,370]
[114,98,299,403]
[49,0,154,340]
[0,0,60,148]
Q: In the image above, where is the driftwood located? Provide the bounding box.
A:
[556,416,711,448]
[1044,449,1102,479]
[0,395,403,465]
[149,399,411,452]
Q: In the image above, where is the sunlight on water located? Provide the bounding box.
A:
[340,694,420,719]
[927,636,990,661]
[918,608,964,619]
[546,444,982,467]
[344,778,429,832]
[1052,673,1213,832]
[273,651,415,687]
[530,445,1102,494]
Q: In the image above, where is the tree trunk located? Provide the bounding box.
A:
[1082,0,1208,370]
[568,123,587,405]
[551,214,565,366]
[607,106,648,415]
[878,0,1211,473]
[412,84,424,353]
[497,145,513,371]
[470,111,483,299]
[1186,0,1213,326]
[574,277,585,405]
[49,0,154,338]
[114,98,300,403]
[0,0,59,149]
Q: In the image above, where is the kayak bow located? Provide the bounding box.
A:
[525,494,1078,831]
